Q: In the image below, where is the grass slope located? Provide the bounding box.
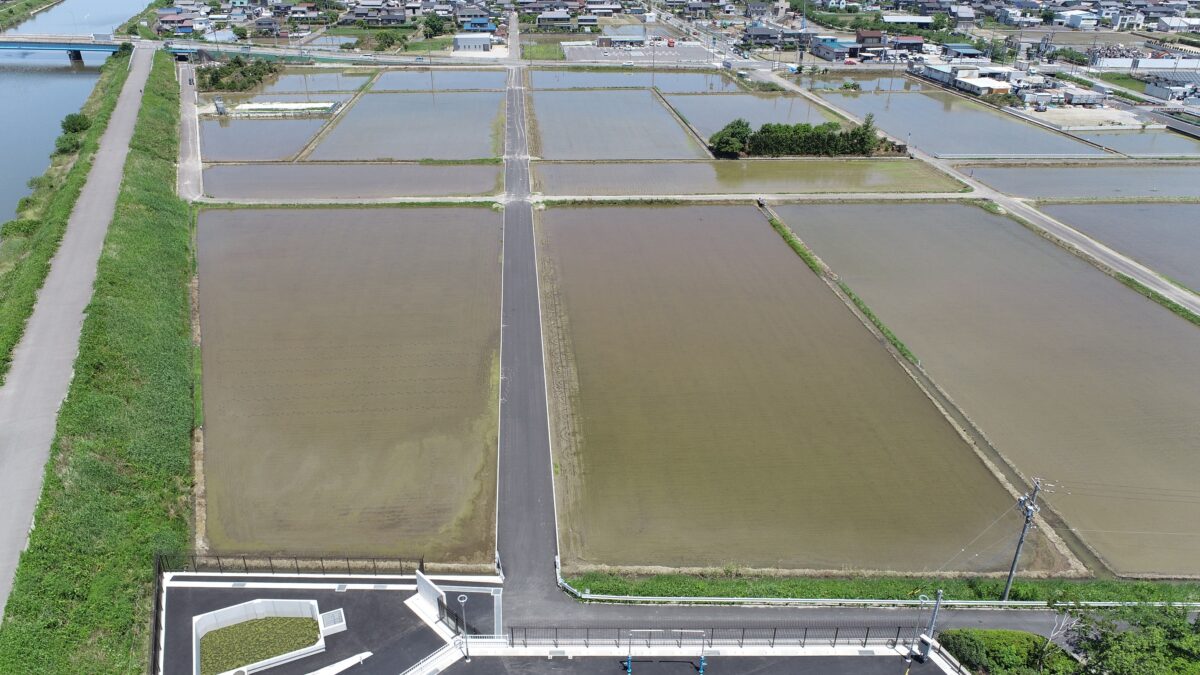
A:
[0,51,193,673]
[0,0,56,31]
[0,52,131,383]
[568,572,1200,603]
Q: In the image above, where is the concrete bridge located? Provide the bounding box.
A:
[0,33,125,62]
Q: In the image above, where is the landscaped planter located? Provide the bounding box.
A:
[193,599,326,675]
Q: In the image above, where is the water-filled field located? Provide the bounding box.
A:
[529,89,706,159]
[310,91,504,160]
[532,159,963,195]
[780,202,1200,577]
[197,208,501,560]
[204,163,502,200]
[666,93,841,139]
[801,73,928,91]
[537,205,1061,573]
[373,68,506,91]
[966,163,1200,198]
[1077,129,1200,157]
[821,90,1106,157]
[260,69,373,93]
[1040,203,1200,292]
[530,69,739,92]
[199,117,326,162]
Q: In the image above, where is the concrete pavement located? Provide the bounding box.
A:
[0,46,154,612]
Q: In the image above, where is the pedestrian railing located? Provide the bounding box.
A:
[506,624,921,650]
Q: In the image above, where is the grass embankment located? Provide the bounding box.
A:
[119,0,170,40]
[405,36,453,52]
[0,51,194,672]
[523,42,565,60]
[568,572,1200,603]
[200,618,319,675]
[1116,274,1200,329]
[767,215,919,365]
[0,0,58,31]
[0,51,131,383]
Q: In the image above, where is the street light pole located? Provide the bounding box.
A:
[917,589,943,661]
[457,594,470,662]
[1002,479,1042,601]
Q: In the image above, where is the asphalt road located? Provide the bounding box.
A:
[0,46,154,613]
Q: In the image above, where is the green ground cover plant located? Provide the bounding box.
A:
[200,618,319,675]
[567,572,1200,603]
[939,628,1076,674]
[0,51,194,673]
[0,51,131,383]
[523,42,566,60]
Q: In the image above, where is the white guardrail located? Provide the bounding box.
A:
[557,577,1200,609]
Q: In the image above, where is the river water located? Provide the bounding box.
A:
[0,0,146,220]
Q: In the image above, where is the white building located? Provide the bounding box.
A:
[453,32,491,50]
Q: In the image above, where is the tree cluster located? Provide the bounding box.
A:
[422,14,446,38]
[708,116,881,158]
[198,56,281,92]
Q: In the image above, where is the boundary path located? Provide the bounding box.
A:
[0,46,154,611]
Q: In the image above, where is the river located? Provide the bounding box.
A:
[0,0,147,219]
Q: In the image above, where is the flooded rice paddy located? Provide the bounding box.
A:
[821,90,1106,157]
[665,93,842,139]
[203,163,502,199]
[1074,129,1200,157]
[530,89,706,159]
[532,159,962,195]
[780,202,1200,576]
[197,208,501,559]
[373,68,506,91]
[1040,203,1200,292]
[801,73,928,92]
[310,91,504,160]
[260,69,373,93]
[966,163,1200,199]
[537,205,1058,573]
[200,117,326,161]
[530,69,739,92]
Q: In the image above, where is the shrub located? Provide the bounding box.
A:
[0,219,39,237]
[939,629,1076,675]
[53,134,82,155]
[61,112,92,134]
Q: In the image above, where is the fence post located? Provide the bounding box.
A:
[554,627,559,648]
[373,559,378,575]
[268,557,275,574]
[345,557,350,575]
[320,558,326,575]
[771,627,777,647]
[833,626,839,647]
[740,627,745,648]
[863,626,870,647]
[217,556,224,573]
[242,555,247,573]
[802,627,808,647]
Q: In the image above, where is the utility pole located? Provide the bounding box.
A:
[1002,478,1041,601]
[917,589,943,662]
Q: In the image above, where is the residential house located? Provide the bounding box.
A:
[746,2,770,17]
[855,28,884,47]
[536,8,572,25]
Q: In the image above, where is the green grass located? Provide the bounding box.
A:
[1098,72,1147,93]
[0,52,131,384]
[405,36,453,52]
[0,51,194,673]
[118,0,170,39]
[200,617,319,675]
[1116,274,1200,329]
[767,215,919,364]
[0,0,56,31]
[417,157,504,165]
[567,572,1200,603]
[523,42,566,60]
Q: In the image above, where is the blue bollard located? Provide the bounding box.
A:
[699,654,706,674]
[625,654,632,674]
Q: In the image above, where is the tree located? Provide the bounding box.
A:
[231,25,247,39]
[931,12,949,31]
[375,30,397,50]
[61,113,91,134]
[1070,606,1200,675]
[423,14,445,38]
[708,118,752,157]
[1041,8,1056,24]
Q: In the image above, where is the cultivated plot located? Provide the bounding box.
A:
[537,205,1063,573]
[780,202,1200,577]
[966,163,1200,199]
[260,70,374,93]
[665,93,842,139]
[532,159,963,195]
[1074,129,1200,157]
[199,118,325,162]
[1040,203,1200,292]
[529,89,707,160]
[530,69,739,92]
[821,90,1106,157]
[310,91,504,160]
[197,208,501,560]
[203,163,502,200]
[373,68,506,91]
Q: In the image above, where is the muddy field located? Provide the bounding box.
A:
[665,93,842,139]
[310,91,504,161]
[197,208,501,560]
[537,205,1065,574]
[203,163,502,200]
[529,89,706,160]
[199,117,325,162]
[780,202,1200,577]
[531,159,962,195]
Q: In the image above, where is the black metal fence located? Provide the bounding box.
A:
[437,594,486,636]
[154,551,424,576]
[506,623,921,649]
